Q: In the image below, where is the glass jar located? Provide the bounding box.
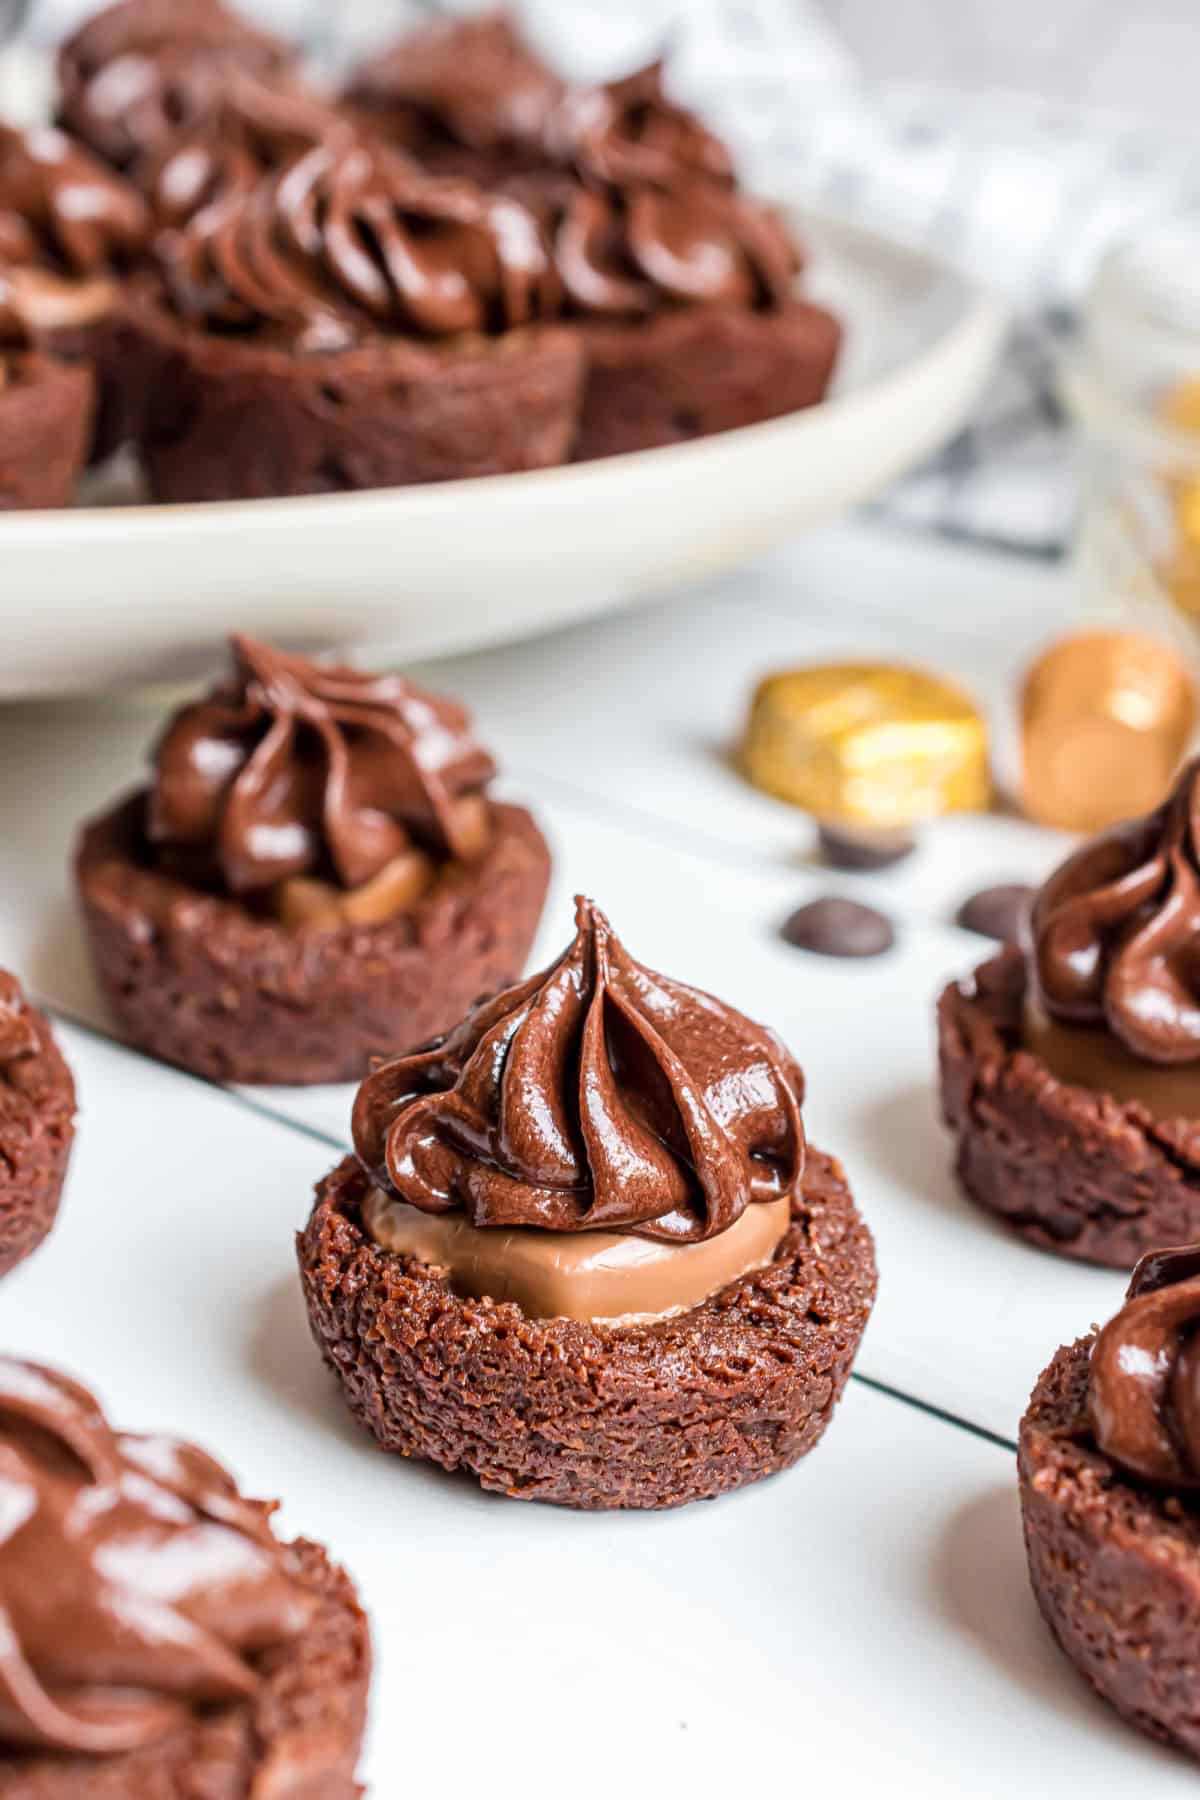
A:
[1061,214,1200,666]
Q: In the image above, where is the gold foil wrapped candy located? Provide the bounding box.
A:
[740,662,990,828]
[1020,630,1195,831]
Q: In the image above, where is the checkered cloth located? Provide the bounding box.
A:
[11,0,1200,557]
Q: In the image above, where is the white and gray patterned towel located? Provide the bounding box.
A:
[8,0,1200,558]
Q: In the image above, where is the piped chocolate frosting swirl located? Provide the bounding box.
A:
[0,125,148,278]
[160,140,559,348]
[148,635,496,896]
[353,895,806,1242]
[1030,756,1200,1065]
[534,61,798,319]
[0,1357,311,1757]
[57,0,294,171]
[1090,1244,1200,1487]
[344,12,565,162]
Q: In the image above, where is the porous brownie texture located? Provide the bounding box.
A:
[573,299,841,462]
[0,1536,370,1798]
[134,306,585,501]
[74,794,551,1085]
[0,993,76,1279]
[1020,1335,1200,1761]
[0,354,92,510]
[297,1144,876,1511]
[938,946,1200,1268]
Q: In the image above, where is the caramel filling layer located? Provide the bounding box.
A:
[362,1188,792,1325]
[1024,993,1200,1120]
[6,266,116,331]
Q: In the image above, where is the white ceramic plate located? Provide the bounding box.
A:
[0,209,1005,695]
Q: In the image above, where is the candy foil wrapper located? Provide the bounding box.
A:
[740,662,990,827]
[1020,630,1195,832]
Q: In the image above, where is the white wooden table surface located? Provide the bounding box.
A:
[2,516,1186,1797]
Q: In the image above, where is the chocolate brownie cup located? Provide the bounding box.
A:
[0,972,75,1278]
[75,635,551,1085]
[57,0,296,174]
[1019,1247,1200,1759]
[520,63,841,459]
[0,122,150,460]
[134,136,583,500]
[341,10,565,187]
[0,1355,369,1795]
[939,757,1200,1268]
[0,309,92,510]
[298,896,876,1511]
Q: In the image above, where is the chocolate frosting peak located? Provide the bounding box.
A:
[353,895,806,1242]
[533,64,798,319]
[1090,1244,1200,1488]
[57,0,293,170]
[551,61,735,193]
[148,635,496,895]
[0,1357,311,1757]
[1030,757,1200,1065]
[161,140,559,346]
[0,125,148,276]
[346,12,564,156]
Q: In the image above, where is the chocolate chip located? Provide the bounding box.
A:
[955,883,1034,943]
[781,897,895,958]
[817,824,916,871]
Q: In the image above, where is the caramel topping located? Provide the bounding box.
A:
[1030,756,1200,1065]
[148,635,496,897]
[275,847,435,931]
[363,1187,791,1324]
[1090,1245,1200,1488]
[160,139,560,348]
[0,1357,311,1757]
[353,895,805,1243]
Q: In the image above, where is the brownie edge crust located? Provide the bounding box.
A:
[74,794,551,1085]
[938,946,1200,1269]
[1019,1336,1200,1762]
[0,1537,371,1798]
[297,1144,877,1511]
[0,996,76,1279]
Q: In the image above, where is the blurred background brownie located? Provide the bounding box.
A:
[56,0,297,173]
[0,122,149,458]
[0,285,92,509]
[521,63,841,459]
[300,896,875,1510]
[341,10,565,188]
[75,635,551,1084]
[939,758,1200,1267]
[0,1354,370,1795]
[0,970,75,1278]
[133,135,583,499]
[1020,1247,1200,1760]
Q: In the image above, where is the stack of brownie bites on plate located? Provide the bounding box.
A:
[0,0,842,509]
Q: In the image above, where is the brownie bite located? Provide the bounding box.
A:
[0,972,75,1278]
[133,135,583,500]
[0,1355,369,1795]
[56,0,296,173]
[0,122,150,459]
[521,62,841,459]
[939,757,1200,1267]
[341,10,565,187]
[299,896,876,1511]
[1020,1247,1200,1760]
[75,635,551,1085]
